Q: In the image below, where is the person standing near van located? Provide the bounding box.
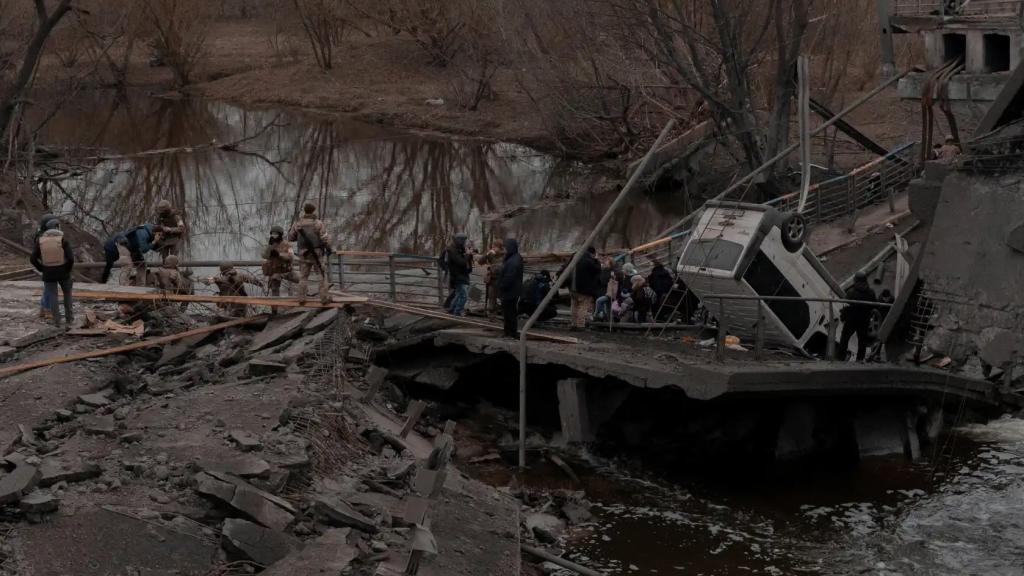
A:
[840,271,877,361]
[288,203,332,304]
[498,238,523,338]
[30,219,75,327]
[570,246,602,329]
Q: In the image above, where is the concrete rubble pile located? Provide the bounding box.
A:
[0,301,519,576]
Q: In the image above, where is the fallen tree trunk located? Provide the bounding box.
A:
[0,315,266,380]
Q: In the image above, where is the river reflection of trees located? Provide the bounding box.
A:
[43,93,684,260]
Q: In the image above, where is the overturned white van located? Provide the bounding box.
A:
[676,201,848,355]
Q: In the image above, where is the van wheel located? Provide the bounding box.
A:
[781,213,807,252]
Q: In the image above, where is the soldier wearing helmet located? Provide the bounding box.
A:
[203,263,263,317]
[262,225,299,301]
[287,203,332,304]
[154,199,185,259]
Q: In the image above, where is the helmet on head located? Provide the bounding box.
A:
[156,199,172,214]
[45,219,60,230]
[39,213,56,230]
[854,271,868,282]
[219,263,233,273]
[270,225,284,236]
[303,203,316,215]
[163,255,179,269]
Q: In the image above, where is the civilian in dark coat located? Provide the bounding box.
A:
[840,272,877,361]
[570,246,602,328]
[498,238,524,337]
[30,219,75,327]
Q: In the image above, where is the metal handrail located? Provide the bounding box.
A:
[893,0,1024,17]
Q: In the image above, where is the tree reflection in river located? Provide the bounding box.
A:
[41,92,687,260]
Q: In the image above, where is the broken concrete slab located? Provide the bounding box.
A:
[196,455,271,479]
[229,429,263,452]
[250,311,313,352]
[524,512,565,544]
[0,464,41,504]
[313,495,379,534]
[83,414,118,437]
[0,346,15,361]
[303,307,339,335]
[194,471,296,531]
[248,359,288,377]
[10,326,63,349]
[261,529,355,575]
[221,518,303,567]
[979,328,1024,368]
[19,490,58,514]
[39,459,102,487]
[158,332,217,367]
[77,393,112,408]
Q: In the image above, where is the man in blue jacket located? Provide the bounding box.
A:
[101,224,159,283]
[498,238,524,338]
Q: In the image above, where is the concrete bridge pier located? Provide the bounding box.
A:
[555,377,630,445]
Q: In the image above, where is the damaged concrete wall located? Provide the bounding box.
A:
[918,170,1024,363]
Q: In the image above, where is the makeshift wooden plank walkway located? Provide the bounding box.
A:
[0,316,265,379]
[0,281,367,309]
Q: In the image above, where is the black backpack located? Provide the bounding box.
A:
[437,249,449,273]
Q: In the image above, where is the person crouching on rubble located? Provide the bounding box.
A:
[262,225,298,298]
[101,223,160,284]
[203,264,263,317]
[30,218,75,328]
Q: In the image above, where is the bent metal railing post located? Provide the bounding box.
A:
[516,119,677,469]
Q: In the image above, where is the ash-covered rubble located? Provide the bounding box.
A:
[0,305,517,576]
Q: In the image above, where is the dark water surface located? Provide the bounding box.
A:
[39,91,687,261]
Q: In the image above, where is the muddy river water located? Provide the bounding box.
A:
[39,91,686,261]
[39,94,1024,575]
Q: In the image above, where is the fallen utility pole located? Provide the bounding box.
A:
[521,545,604,576]
[518,119,677,469]
[0,315,265,380]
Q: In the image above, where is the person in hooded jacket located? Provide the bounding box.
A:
[498,238,523,338]
[840,271,877,361]
[30,219,75,327]
[34,213,56,319]
[647,258,674,320]
[101,223,159,284]
[570,246,602,329]
[445,233,473,316]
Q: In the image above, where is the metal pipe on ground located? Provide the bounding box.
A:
[521,545,605,576]
[517,119,677,469]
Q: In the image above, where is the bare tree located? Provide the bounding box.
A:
[293,0,348,70]
[365,0,466,67]
[0,0,75,146]
[447,1,499,111]
[142,0,211,87]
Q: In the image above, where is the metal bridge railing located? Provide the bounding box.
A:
[619,143,919,275]
[893,0,1024,17]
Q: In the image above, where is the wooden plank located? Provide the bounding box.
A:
[71,290,367,308]
[359,297,578,345]
[0,315,266,380]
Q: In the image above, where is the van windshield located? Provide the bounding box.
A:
[681,239,744,272]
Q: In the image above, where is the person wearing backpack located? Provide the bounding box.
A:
[288,203,332,304]
[34,213,56,319]
[30,219,75,327]
[101,223,159,284]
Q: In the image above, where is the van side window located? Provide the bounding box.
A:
[682,239,744,272]
[743,252,810,337]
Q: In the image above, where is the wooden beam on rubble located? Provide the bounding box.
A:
[0,281,368,308]
[352,296,579,345]
[0,315,266,380]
